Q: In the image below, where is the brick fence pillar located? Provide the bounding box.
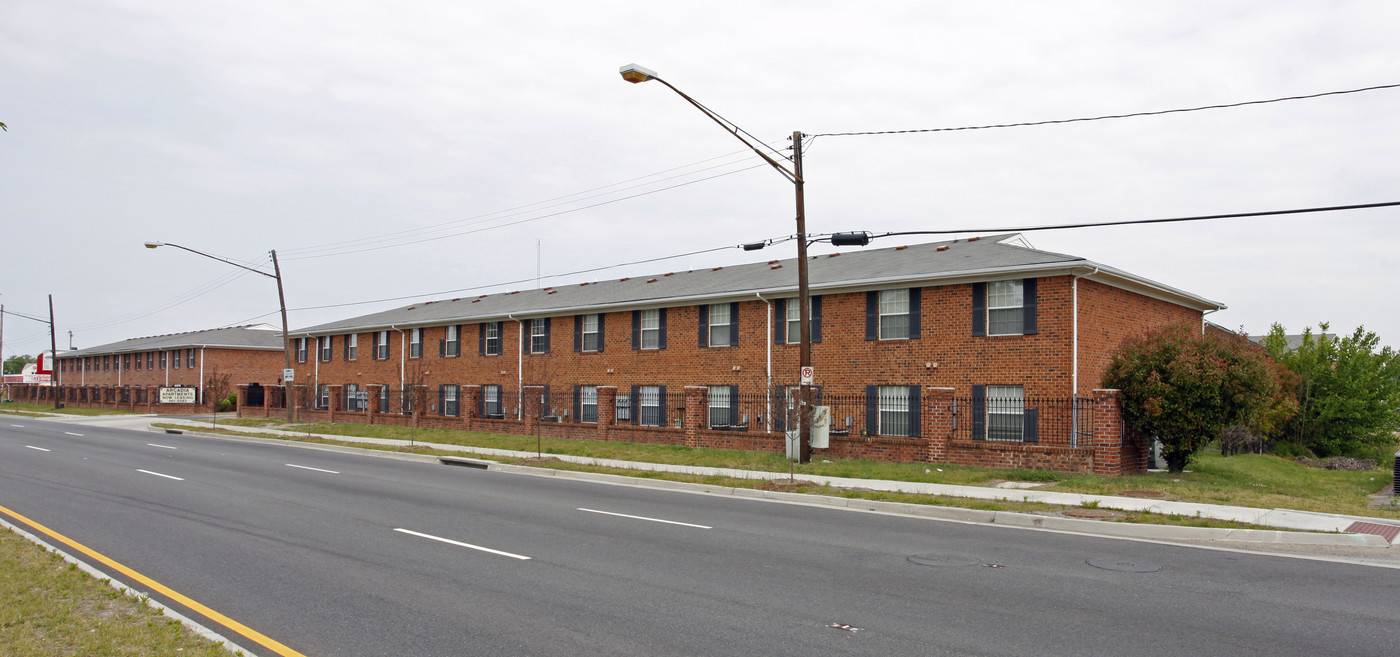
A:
[924,387,955,462]
[236,385,249,418]
[1092,389,1125,476]
[683,386,707,448]
[461,385,480,422]
[596,386,617,440]
[328,385,343,423]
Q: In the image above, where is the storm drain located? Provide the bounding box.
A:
[1086,556,1163,573]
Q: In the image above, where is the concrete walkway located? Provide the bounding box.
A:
[24,411,1400,549]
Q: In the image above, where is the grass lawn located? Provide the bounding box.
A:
[0,527,234,657]
[0,401,134,417]
[174,419,1400,522]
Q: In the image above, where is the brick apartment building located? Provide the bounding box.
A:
[262,234,1221,474]
[14,324,285,414]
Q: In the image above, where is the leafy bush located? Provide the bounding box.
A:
[1104,324,1296,472]
[1269,440,1316,460]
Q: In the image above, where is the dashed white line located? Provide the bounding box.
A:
[393,528,531,560]
[137,469,184,481]
[64,432,83,437]
[578,507,713,529]
[25,446,50,452]
[285,464,339,474]
[147,443,177,450]
[11,424,25,428]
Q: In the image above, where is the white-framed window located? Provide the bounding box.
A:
[879,289,910,340]
[530,320,548,353]
[319,337,332,362]
[171,351,179,370]
[346,334,357,361]
[877,386,911,436]
[581,314,600,352]
[986,385,1025,442]
[484,322,501,356]
[615,393,631,422]
[147,352,154,369]
[187,349,195,368]
[784,298,811,344]
[483,384,502,417]
[378,384,391,413]
[708,303,732,347]
[640,309,661,349]
[639,385,662,426]
[375,331,390,360]
[345,384,362,411]
[579,385,598,423]
[987,281,1024,336]
[445,325,460,357]
[295,338,307,363]
[708,385,732,428]
[409,328,423,358]
[441,384,459,416]
[316,384,329,410]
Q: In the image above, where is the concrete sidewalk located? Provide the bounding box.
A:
[26,411,1400,549]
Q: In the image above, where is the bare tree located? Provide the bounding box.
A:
[205,367,233,430]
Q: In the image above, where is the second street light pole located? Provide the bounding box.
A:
[621,64,815,463]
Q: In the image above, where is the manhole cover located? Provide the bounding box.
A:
[908,553,982,567]
[1086,556,1163,573]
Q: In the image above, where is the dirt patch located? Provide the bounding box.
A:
[757,479,815,492]
[1062,508,1123,519]
[1119,490,1176,500]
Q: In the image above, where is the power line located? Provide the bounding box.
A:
[811,83,1400,138]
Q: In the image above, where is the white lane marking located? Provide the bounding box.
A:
[137,469,184,481]
[393,528,531,561]
[64,432,83,437]
[26,446,51,452]
[286,463,339,474]
[578,507,713,529]
[147,443,177,450]
[11,424,25,428]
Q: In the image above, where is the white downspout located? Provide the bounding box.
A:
[508,314,523,420]
[389,326,407,389]
[1071,267,1098,449]
[756,293,772,432]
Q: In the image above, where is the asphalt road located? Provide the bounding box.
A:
[2,418,1397,657]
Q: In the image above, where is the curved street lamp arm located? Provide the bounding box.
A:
[648,77,801,185]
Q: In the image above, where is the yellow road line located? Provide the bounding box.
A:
[0,502,307,657]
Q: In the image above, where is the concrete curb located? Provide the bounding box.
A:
[488,463,1391,548]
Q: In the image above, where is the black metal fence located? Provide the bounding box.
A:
[952,396,1092,446]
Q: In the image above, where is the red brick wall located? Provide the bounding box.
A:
[56,348,283,389]
[1075,279,1203,394]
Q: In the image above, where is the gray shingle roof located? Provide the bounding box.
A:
[295,233,1224,335]
[65,324,284,357]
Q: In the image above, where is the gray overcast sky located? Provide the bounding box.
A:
[3,1,1398,360]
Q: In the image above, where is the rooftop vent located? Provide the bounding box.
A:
[937,245,949,252]
[968,236,980,242]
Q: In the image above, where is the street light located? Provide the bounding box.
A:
[144,242,293,382]
[620,63,816,463]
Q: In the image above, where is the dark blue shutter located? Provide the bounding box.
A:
[479,324,486,355]
[972,283,986,337]
[1022,278,1038,335]
[542,385,551,417]
[438,385,445,416]
[573,384,580,421]
[811,296,823,343]
[630,385,640,425]
[439,333,445,357]
[631,311,640,350]
[574,315,582,352]
[543,318,551,354]
[865,385,878,435]
[522,320,529,354]
[773,298,786,344]
[658,308,667,349]
[729,302,739,346]
[971,385,987,441]
[658,385,667,426]
[729,385,739,427]
[698,304,709,348]
[1023,407,1039,444]
[343,336,349,360]
[775,386,788,432]
[597,314,605,353]
[479,387,486,417]
[865,292,878,340]
[908,288,921,339]
[908,386,921,437]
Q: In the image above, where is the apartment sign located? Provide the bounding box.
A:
[159,386,198,404]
